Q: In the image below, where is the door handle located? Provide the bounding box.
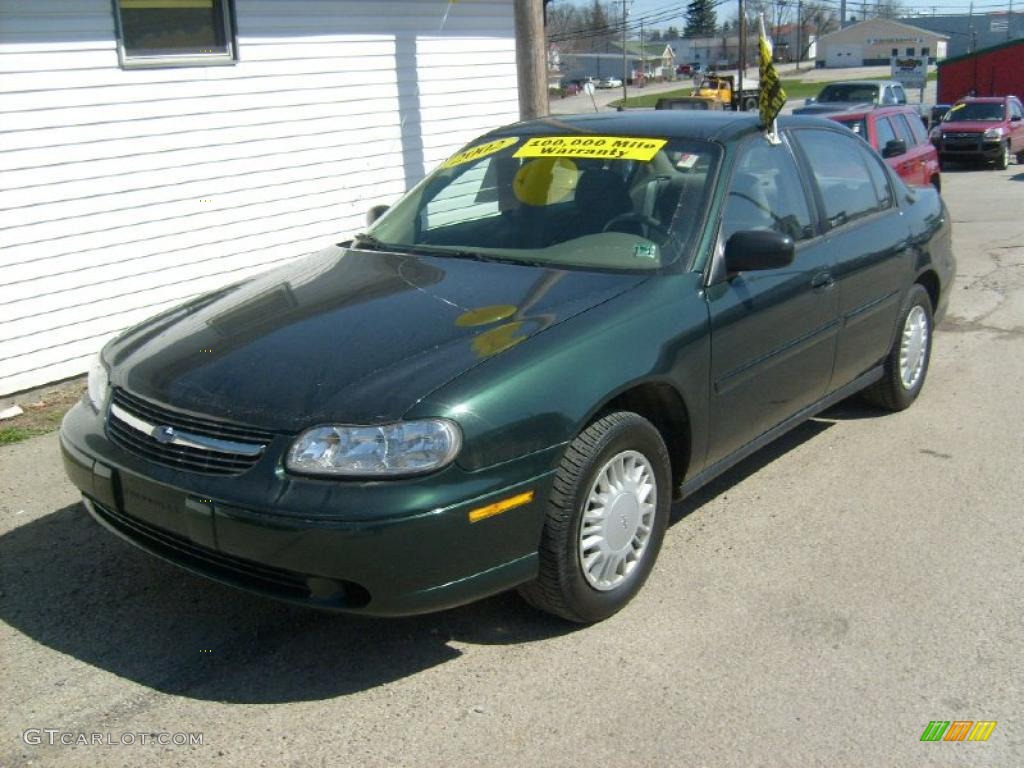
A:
[811,272,835,291]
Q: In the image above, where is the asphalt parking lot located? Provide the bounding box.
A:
[2,161,1022,767]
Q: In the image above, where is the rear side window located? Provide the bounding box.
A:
[905,113,928,144]
[794,130,885,228]
[856,144,894,210]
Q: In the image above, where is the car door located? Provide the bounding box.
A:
[889,112,928,186]
[1009,98,1024,154]
[791,128,912,391]
[704,136,839,466]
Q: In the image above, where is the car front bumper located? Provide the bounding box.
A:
[936,137,1005,161]
[60,400,559,616]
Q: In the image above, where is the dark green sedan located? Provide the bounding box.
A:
[60,112,955,623]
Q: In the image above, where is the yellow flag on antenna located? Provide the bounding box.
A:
[758,15,787,130]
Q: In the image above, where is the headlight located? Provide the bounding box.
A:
[983,127,1005,139]
[286,420,462,477]
[87,355,109,411]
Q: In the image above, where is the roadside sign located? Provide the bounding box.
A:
[583,81,595,96]
[891,56,928,89]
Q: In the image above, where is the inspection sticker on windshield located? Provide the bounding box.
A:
[441,137,518,168]
[514,136,667,162]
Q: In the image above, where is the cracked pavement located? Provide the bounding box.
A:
[1,162,1022,768]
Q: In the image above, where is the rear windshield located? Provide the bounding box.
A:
[817,83,878,102]
[365,135,721,273]
[832,117,868,138]
[944,102,1005,122]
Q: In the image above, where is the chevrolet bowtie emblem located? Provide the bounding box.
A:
[152,425,176,444]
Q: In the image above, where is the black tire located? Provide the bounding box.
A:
[518,412,671,623]
[995,142,1009,171]
[931,174,941,194]
[862,284,933,412]
[743,96,758,112]
[1016,150,1024,165]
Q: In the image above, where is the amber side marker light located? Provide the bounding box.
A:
[468,491,535,523]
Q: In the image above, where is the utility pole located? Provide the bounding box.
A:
[1008,0,1013,41]
[513,0,548,119]
[622,0,628,103]
[840,0,847,26]
[796,0,803,70]
[738,0,745,104]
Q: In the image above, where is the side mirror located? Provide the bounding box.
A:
[366,204,389,226]
[805,97,815,105]
[724,230,795,274]
[882,138,907,158]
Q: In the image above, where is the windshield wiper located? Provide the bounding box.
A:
[351,232,395,251]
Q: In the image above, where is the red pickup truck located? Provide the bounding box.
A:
[929,95,1024,170]
[827,105,942,192]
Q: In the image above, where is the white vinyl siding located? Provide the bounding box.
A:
[0,0,518,395]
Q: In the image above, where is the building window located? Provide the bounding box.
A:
[891,48,898,57]
[922,46,930,57]
[906,47,915,56]
[113,0,236,69]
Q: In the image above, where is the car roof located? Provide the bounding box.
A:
[484,111,841,144]
[954,96,1005,103]
[821,79,898,87]
[827,105,918,120]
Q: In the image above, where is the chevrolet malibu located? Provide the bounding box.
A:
[61,112,955,623]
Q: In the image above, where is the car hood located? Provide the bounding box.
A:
[938,120,1007,133]
[793,101,875,115]
[106,246,646,431]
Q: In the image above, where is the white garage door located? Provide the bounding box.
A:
[826,45,863,68]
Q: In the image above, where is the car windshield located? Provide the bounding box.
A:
[817,83,878,102]
[364,134,721,272]
[943,102,1005,122]
[833,117,868,137]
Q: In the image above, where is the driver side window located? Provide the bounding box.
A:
[721,139,814,245]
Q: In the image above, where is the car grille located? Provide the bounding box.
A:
[941,132,982,151]
[106,388,274,476]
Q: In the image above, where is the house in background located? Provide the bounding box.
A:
[815,18,948,67]
[0,0,519,396]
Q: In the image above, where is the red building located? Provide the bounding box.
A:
[937,39,1024,103]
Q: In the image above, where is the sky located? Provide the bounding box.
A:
[621,0,1018,25]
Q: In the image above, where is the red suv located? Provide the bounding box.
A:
[827,106,942,192]
[929,96,1024,170]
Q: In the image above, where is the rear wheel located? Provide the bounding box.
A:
[862,284,933,412]
[518,412,671,623]
[1016,150,1024,165]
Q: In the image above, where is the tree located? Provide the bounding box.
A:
[665,25,680,40]
[684,0,717,37]
[648,29,662,42]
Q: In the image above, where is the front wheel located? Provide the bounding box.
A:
[1016,149,1024,165]
[518,412,671,623]
[862,284,933,411]
[743,96,758,112]
[995,142,1009,170]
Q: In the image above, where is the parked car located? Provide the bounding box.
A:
[929,103,951,127]
[598,76,623,89]
[827,105,942,192]
[794,79,909,115]
[61,112,955,623]
[676,63,692,75]
[929,95,1024,170]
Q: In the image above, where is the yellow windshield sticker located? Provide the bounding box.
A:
[441,137,518,169]
[949,103,965,112]
[513,157,578,206]
[514,136,667,162]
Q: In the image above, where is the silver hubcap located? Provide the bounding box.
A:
[899,305,929,390]
[579,450,657,591]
